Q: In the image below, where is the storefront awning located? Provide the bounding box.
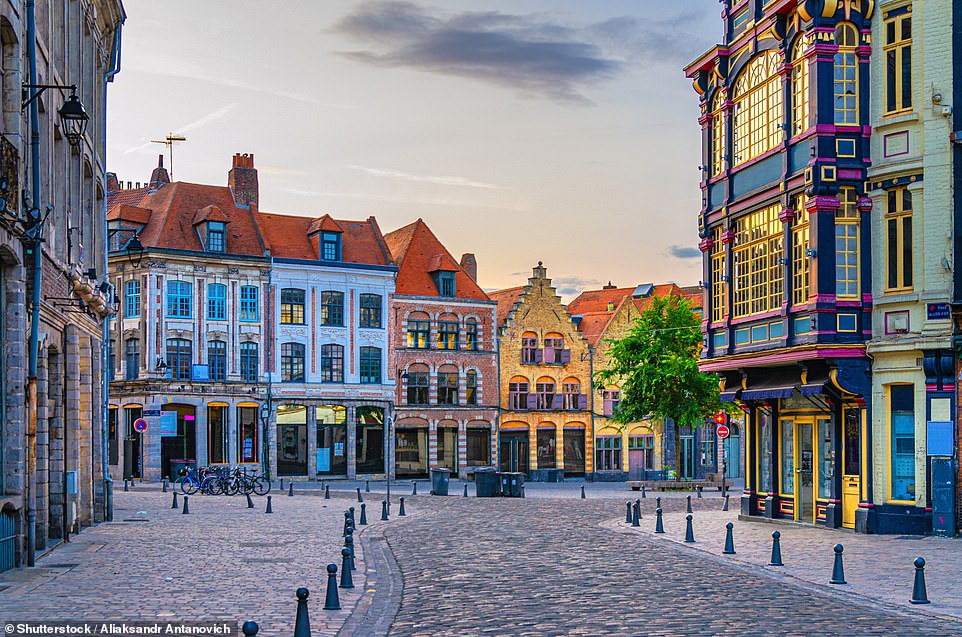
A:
[740,385,795,400]
[719,389,740,403]
[739,368,802,401]
[800,383,825,396]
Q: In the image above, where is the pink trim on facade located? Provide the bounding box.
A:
[698,346,867,372]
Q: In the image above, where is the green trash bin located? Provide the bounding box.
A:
[430,467,451,496]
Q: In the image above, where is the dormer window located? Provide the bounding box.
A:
[207,221,226,252]
[435,271,456,297]
[321,232,341,261]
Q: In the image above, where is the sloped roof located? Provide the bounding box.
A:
[384,219,488,299]
[107,204,152,225]
[578,311,617,347]
[307,214,343,235]
[257,212,391,265]
[106,186,152,208]
[570,282,701,345]
[487,285,526,326]
[566,286,634,316]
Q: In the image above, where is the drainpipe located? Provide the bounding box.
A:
[495,329,501,469]
[263,257,273,481]
[1,278,6,494]
[587,346,595,480]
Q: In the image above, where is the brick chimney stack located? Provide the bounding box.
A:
[603,281,616,290]
[460,253,477,282]
[148,154,170,189]
[105,172,119,193]
[228,153,258,209]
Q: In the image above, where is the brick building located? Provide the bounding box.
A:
[384,220,498,479]
[489,263,591,479]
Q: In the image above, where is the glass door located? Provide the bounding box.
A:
[795,420,814,522]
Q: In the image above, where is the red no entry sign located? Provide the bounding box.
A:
[133,418,148,433]
[716,424,730,440]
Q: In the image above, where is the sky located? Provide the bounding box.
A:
[107,0,722,299]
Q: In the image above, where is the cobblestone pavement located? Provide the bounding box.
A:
[0,488,394,637]
[380,495,961,636]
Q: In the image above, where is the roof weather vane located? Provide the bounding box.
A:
[151,132,187,179]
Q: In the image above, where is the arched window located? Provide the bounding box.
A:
[709,93,726,176]
[732,50,783,165]
[466,370,478,405]
[320,343,344,383]
[240,341,258,383]
[438,365,459,406]
[406,363,429,405]
[508,375,530,410]
[834,23,858,124]
[208,339,226,381]
[407,311,430,349]
[791,37,810,135]
[465,318,479,351]
[281,342,305,382]
[166,338,192,380]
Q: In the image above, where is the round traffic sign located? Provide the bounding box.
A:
[133,418,148,433]
[716,424,730,440]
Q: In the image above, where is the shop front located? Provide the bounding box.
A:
[395,419,428,479]
[499,423,529,474]
[161,403,197,481]
[276,404,308,476]
[563,425,587,477]
[355,405,385,475]
[315,404,347,477]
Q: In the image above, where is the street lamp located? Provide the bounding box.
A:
[22,84,89,148]
[107,228,145,267]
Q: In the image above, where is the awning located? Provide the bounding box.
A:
[800,383,825,396]
[739,368,803,401]
[741,385,795,401]
[720,389,740,403]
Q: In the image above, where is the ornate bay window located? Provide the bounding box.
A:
[834,23,858,125]
[791,193,810,306]
[710,226,725,323]
[732,204,782,318]
[732,50,783,166]
[709,93,726,176]
[836,188,860,298]
[791,37,810,136]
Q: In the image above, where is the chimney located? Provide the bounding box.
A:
[603,281,616,290]
[148,154,170,189]
[106,172,119,193]
[228,153,258,209]
[460,253,477,282]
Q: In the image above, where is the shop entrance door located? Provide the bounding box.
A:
[795,420,815,523]
[841,409,861,529]
[499,434,529,475]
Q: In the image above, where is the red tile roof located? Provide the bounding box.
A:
[566,286,634,316]
[569,282,702,345]
[106,186,151,208]
[578,311,616,347]
[487,286,526,326]
[384,219,488,299]
[307,214,343,235]
[256,212,391,265]
[107,204,152,225]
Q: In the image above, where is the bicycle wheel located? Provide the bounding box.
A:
[252,476,271,496]
[176,477,197,495]
[239,477,255,495]
[223,478,239,496]
[202,476,223,496]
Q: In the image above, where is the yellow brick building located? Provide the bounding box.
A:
[489,263,592,479]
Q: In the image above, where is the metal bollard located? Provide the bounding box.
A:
[344,534,356,571]
[723,522,735,554]
[768,531,783,566]
[655,507,665,533]
[357,487,363,503]
[124,479,129,492]
[656,496,661,510]
[340,548,354,588]
[293,587,311,637]
[641,484,646,499]
[521,485,525,498]
[625,501,632,524]
[399,497,406,517]
[265,495,273,514]
[686,495,692,513]
[829,544,846,584]
[349,506,356,528]
[162,478,168,493]
[365,480,370,493]
[684,514,695,542]
[280,478,285,491]
[360,503,368,525]
[182,495,190,515]
[697,486,703,499]
[412,482,418,496]
[631,500,640,527]
[581,484,586,499]
[288,482,294,497]
[723,494,729,512]
[171,491,178,509]
[381,500,389,521]
[910,557,930,604]
[325,484,330,499]
[463,483,468,498]
[323,564,340,610]
[343,511,352,536]
[241,621,258,636]
[246,493,254,509]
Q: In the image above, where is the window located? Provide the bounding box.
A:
[758,410,773,492]
[466,371,478,405]
[359,346,381,384]
[238,406,258,463]
[208,340,226,381]
[595,436,622,471]
[602,389,621,417]
[543,337,566,364]
[407,319,430,349]
[438,371,458,405]
[320,344,344,383]
[732,204,783,318]
[359,294,381,328]
[834,23,858,124]
[124,280,140,318]
[321,291,344,326]
[406,369,429,405]
[537,429,557,468]
[166,281,192,318]
[700,435,716,465]
[890,385,915,501]
[240,285,258,322]
[466,429,491,466]
[166,338,192,380]
[836,187,860,297]
[521,336,540,364]
[732,50,783,165]
[240,342,258,382]
[280,288,305,325]
[508,381,529,410]
[437,321,459,350]
[437,272,456,297]
[321,232,341,261]
[281,342,305,382]
[124,338,138,381]
[562,382,581,410]
[709,94,726,176]
[535,382,556,410]
[780,419,794,494]
[884,11,912,114]
[107,341,115,382]
[789,39,809,137]
[886,187,913,292]
[791,193,810,306]
[465,319,478,350]
[628,435,654,469]
[710,226,725,322]
[206,221,226,252]
[207,283,227,320]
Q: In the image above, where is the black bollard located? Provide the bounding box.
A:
[655,507,665,533]
[697,486,703,499]
[723,494,730,512]
[342,511,352,537]
[463,483,468,498]
[182,495,190,514]
[349,506,356,527]
[171,491,178,509]
[293,587,311,637]
[641,484,646,499]
[684,514,695,542]
[325,484,330,499]
[381,500,389,521]
[910,557,930,604]
[521,485,525,498]
[365,479,370,493]
[829,544,846,584]
[124,479,129,492]
[280,478,285,491]
[323,564,340,610]
[340,548,354,588]
[265,495,273,514]
[357,487,363,503]
[686,495,692,514]
[412,482,418,496]
[769,531,783,566]
[581,484,586,499]
[360,503,368,525]
[723,522,735,554]
[288,482,294,497]
[656,496,661,509]
[162,478,168,493]
[241,621,258,637]
[631,501,640,527]
[625,501,632,524]
[344,534,356,571]
[399,497,406,517]
[246,493,254,509]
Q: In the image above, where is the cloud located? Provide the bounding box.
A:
[332,2,664,104]
[346,164,506,190]
[667,245,701,259]
[551,275,604,297]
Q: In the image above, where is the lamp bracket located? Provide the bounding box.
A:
[21,83,77,112]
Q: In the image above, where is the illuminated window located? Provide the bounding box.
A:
[732,51,783,165]
[834,23,858,124]
[885,187,913,292]
[791,37,810,136]
[791,193,810,306]
[280,288,305,325]
[836,187,860,298]
[710,226,726,322]
[710,94,726,176]
[884,11,912,114]
[731,204,783,318]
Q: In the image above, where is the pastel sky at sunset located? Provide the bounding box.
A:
[107,1,721,298]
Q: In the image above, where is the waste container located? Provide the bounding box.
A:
[430,467,451,496]
[474,467,501,497]
[500,472,524,497]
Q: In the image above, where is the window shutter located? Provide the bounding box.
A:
[543,347,555,364]
[560,349,571,364]
[534,348,544,363]
[579,394,588,411]
[526,394,537,410]
[551,394,563,410]
[603,397,612,416]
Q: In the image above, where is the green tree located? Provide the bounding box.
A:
[598,294,726,477]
